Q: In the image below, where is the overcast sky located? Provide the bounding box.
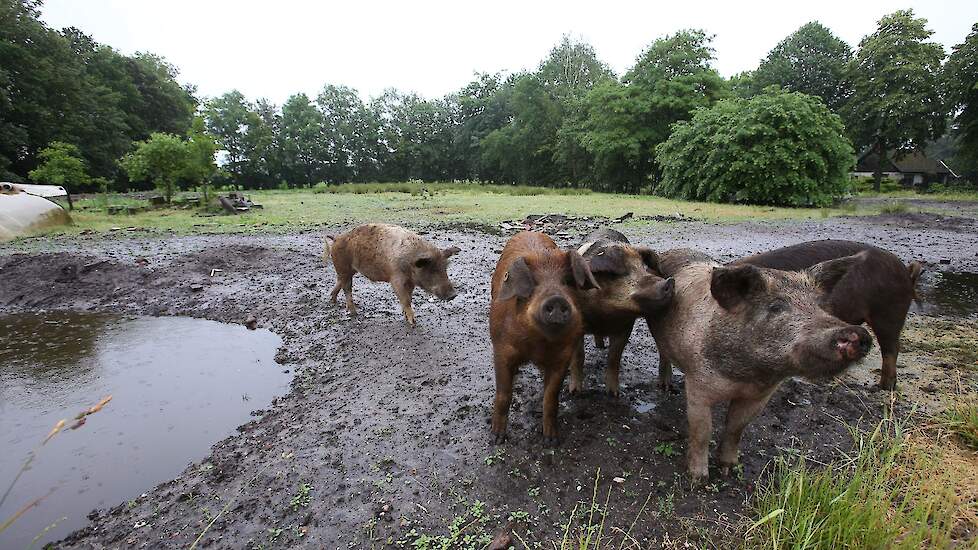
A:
[40,0,977,105]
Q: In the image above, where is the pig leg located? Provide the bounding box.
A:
[594,335,606,349]
[871,315,905,391]
[605,331,630,397]
[717,390,776,475]
[540,359,569,447]
[568,338,586,394]
[392,277,416,327]
[685,384,714,483]
[658,350,673,392]
[335,270,357,315]
[490,348,519,444]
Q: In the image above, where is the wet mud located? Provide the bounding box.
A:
[1,211,977,548]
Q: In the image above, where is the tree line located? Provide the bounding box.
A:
[3,0,977,202]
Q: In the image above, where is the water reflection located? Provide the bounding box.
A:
[0,312,289,548]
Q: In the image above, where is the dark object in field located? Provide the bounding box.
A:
[218,192,262,214]
[649,249,872,482]
[489,231,599,446]
[569,228,674,396]
[730,240,922,390]
[324,223,459,326]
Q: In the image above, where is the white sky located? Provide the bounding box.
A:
[41,0,978,105]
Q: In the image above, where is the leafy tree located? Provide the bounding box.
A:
[581,30,728,191]
[120,133,189,202]
[240,99,282,187]
[205,90,251,182]
[183,118,217,184]
[656,90,854,207]
[279,93,325,186]
[316,84,378,182]
[0,1,194,183]
[846,10,947,190]
[752,22,853,112]
[944,23,978,180]
[27,141,91,189]
[481,74,562,184]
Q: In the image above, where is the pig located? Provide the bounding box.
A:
[647,249,872,482]
[730,240,922,390]
[568,228,675,396]
[489,231,599,446]
[324,223,460,326]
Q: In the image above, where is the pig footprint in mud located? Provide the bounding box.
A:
[323,223,459,326]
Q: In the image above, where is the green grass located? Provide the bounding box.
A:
[744,419,974,549]
[942,401,978,450]
[26,184,871,239]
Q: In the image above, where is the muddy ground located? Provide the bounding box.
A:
[2,210,977,549]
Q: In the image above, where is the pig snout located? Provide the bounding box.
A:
[834,326,872,361]
[442,287,458,301]
[537,295,572,327]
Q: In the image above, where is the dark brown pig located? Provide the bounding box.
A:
[648,249,872,482]
[730,240,922,390]
[324,223,460,326]
[568,228,675,396]
[489,231,599,446]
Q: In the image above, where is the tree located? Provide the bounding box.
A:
[656,90,854,207]
[28,141,91,189]
[120,133,189,202]
[581,30,728,191]
[752,22,853,112]
[944,23,978,180]
[846,10,947,190]
[1,2,195,183]
[205,91,251,182]
[183,118,217,185]
[279,93,325,186]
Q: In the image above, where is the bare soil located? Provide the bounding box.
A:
[1,210,977,549]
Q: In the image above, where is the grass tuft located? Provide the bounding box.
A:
[744,417,977,549]
[943,400,978,450]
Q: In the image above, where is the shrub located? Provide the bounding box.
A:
[656,90,855,207]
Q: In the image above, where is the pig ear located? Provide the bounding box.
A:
[442,246,460,259]
[711,265,766,310]
[588,246,628,276]
[569,250,600,290]
[635,246,660,273]
[807,253,861,293]
[498,257,536,301]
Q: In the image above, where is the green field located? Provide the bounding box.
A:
[26,185,893,238]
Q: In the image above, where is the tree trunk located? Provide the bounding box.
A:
[873,138,885,192]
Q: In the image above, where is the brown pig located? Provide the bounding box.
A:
[648,249,872,482]
[324,223,460,326]
[568,228,675,396]
[730,240,922,390]
[489,231,599,446]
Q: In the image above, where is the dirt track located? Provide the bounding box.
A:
[1,211,977,548]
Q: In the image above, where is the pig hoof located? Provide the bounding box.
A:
[568,383,583,394]
[491,431,507,444]
[719,463,737,478]
[543,435,560,448]
[689,472,709,486]
[878,379,896,391]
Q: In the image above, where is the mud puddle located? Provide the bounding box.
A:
[912,271,978,319]
[0,312,287,548]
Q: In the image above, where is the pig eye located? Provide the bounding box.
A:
[767,301,789,315]
[414,257,432,268]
